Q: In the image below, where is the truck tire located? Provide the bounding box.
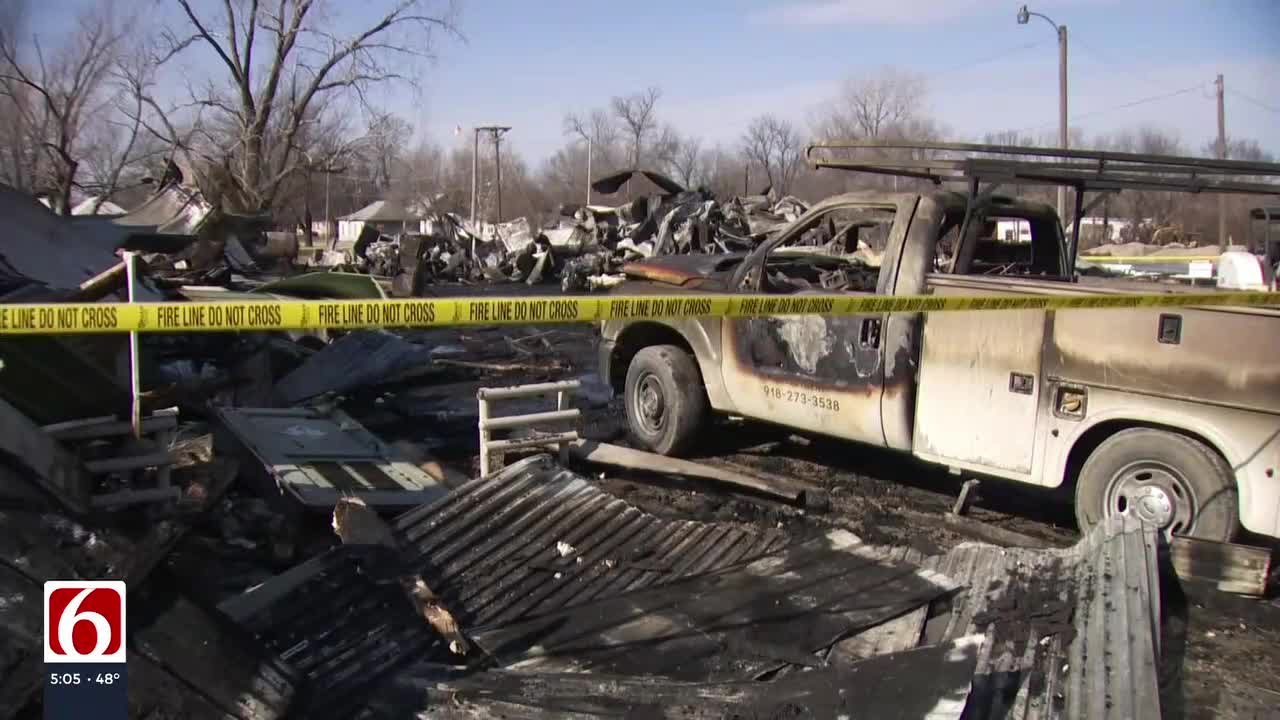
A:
[624,345,708,457]
[1074,428,1239,542]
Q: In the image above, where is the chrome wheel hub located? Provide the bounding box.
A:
[634,374,665,432]
[1105,461,1196,535]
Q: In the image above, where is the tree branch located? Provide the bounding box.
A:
[174,0,244,87]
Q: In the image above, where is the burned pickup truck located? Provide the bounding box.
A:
[599,142,1280,543]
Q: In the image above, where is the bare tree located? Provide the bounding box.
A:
[1200,136,1275,164]
[610,86,662,168]
[78,45,177,214]
[161,0,460,212]
[393,138,445,200]
[1089,127,1188,240]
[699,145,747,199]
[0,1,128,213]
[364,111,413,191]
[741,115,804,195]
[815,66,926,141]
[563,108,620,169]
[650,122,680,172]
[667,135,703,189]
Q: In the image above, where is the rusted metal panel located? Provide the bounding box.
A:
[225,455,788,718]
[618,255,741,288]
[924,514,1165,720]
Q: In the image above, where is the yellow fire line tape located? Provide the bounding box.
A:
[0,291,1276,335]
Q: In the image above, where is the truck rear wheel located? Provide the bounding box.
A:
[624,345,708,457]
[1074,428,1239,542]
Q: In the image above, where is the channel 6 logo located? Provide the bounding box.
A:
[43,581,127,663]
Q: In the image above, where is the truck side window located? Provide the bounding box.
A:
[762,206,892,294]
[936,212,1067,278]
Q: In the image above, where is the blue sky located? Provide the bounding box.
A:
[30,0,1280,165]
[406,0,1280,163]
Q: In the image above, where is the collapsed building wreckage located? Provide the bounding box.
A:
[327,169,853,295]
[0,169,1232,719]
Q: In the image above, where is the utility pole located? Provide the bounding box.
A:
[470,129,479,226]
[322,165,346,247]
[494,131,504,223]
[585,135,592,206]
[471,125,511,225]
[1216,73,1227,247]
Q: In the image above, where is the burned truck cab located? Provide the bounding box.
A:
[602,141,1280,545]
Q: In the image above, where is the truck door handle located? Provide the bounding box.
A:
[859,318,882,349]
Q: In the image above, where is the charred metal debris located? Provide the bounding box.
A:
[306,169,819,295]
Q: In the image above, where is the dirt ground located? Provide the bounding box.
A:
[464,322,1280,720]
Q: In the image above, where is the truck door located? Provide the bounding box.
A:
[721,200,911,445]
[912,211,1068,480]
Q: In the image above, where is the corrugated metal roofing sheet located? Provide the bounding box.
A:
[228,455,790,718]
[925,513,1164,720]
[226,458,1168,720]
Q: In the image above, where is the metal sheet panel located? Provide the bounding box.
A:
[467,529,957,680]
[226,455,790,718]
[366,638,982,719]
[925,514,1164,720]
[215,406,448,509]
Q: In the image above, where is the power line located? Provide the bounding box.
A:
[1016,82,1210,133]
[934,39,1048,78]
[1071,35,1170,93]
[1070,83,1209,122]
[1228,88,1280,114]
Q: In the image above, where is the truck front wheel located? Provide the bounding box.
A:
[1074,428,1239,542]
[624,345,708,457]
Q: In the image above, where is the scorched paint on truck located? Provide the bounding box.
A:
[598,188,1280,543]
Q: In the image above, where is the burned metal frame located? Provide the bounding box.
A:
[806,140,1280,267]
[806,141,1280,192]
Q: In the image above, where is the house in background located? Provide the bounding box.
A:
[337,199,429,243]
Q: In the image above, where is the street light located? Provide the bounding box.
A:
[1017,4,1068,219]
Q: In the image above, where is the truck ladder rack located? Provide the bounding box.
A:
[805,141,1280,266]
